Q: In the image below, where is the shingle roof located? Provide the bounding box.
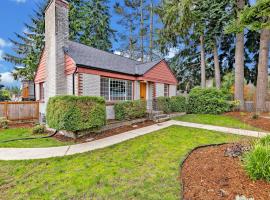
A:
[64,41,162,75]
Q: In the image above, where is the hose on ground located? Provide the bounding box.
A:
[0,130,58,143]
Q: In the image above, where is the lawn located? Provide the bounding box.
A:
[0,128,73,148]
[0,125,247,200]
[174,114,260,131]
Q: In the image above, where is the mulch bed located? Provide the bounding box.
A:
[180,143,270,200]
[54,120,156,143]
[225,112,270,132]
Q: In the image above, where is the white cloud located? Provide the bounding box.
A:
[11,0,27,3]
[0,50,3,61]
[0,38,11,48]
[166,48,179,59]
[0,72,15,84]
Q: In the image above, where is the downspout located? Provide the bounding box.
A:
[72,67,78,95]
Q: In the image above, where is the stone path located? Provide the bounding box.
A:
[0,120,268,161]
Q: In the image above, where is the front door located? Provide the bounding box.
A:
[140,82,146,100]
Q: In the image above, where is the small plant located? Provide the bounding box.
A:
[243,136,270,182]
[251,113,259,119]
[32,124,46,134]
[0,117,9,129]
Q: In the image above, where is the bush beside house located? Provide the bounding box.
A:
[187,87,231,114]
[114,100,147,121]
[156,96,186,113]
[46,96,106,132]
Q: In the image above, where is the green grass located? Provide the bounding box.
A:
[0,125,247,200]
[174,114,260,131]
[0,128,73,148]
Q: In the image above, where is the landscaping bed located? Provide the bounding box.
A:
[225,112,270,132]
[54,120,156,143]
[181,143,270,200]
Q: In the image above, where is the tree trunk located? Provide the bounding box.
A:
[234,0,245,110]
[149,0,153,61]
[140,0,144,62]
[213,44,221,89]
[234,32,245,110]
[200,35,206,88]
[255,29,270,113]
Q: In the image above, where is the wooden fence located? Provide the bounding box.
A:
[0,101,39,121]
[245,101,270,112]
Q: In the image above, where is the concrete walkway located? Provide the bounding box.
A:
[0,120,268,161]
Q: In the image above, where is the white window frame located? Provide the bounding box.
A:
[101,77,133,101]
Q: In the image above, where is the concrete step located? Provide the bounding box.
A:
[153,114,168,120]
[154,116,170,123]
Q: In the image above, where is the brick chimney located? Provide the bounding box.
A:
[44,0,69,99]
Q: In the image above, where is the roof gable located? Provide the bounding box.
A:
[142,60,178,85]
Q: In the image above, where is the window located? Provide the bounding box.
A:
[164,84,169,97]
[39,82,45,101]
[100,77,132,101]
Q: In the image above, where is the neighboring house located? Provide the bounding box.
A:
[34,0,178,121]
[21,80,35,101]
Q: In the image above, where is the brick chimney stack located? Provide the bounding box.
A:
[44,0,69,99]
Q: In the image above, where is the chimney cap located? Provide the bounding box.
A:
[45,0,69,13]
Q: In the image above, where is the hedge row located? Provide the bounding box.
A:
[156,96,186,113]
[186,87,231,114]
[46,95,106,132]
[114,100,147,121]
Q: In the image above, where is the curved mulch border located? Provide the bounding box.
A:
[178,143,229,200]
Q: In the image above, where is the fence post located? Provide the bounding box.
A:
[4,102,8,119]
[35,102,39,120]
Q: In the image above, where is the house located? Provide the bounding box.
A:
[34,0,178,121]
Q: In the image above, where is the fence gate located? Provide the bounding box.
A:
[0,101,39,121]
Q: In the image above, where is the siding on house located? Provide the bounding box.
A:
[65,54,76,75]
[156,83,164,97]
[141,60,178,85]
[66,74,73,95]
[169,85,177,97]
[34,50,46,83]
[81,73,101,96]
[134,81,140,100]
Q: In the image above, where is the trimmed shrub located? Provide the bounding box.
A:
[115,100,146,121]
[156,97,171,113]
[186,87,231,114]
[46,96,106,132]
[0,117,9,129]
[170,96,186,112]
[32,124,46,134]
[243,136,270,182]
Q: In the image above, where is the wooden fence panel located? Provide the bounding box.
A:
[244,101,270,112]
[0,101,39,121]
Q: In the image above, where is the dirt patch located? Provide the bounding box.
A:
[225,112,270,132]
[54,120,156,143]
[181,143,270,200]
